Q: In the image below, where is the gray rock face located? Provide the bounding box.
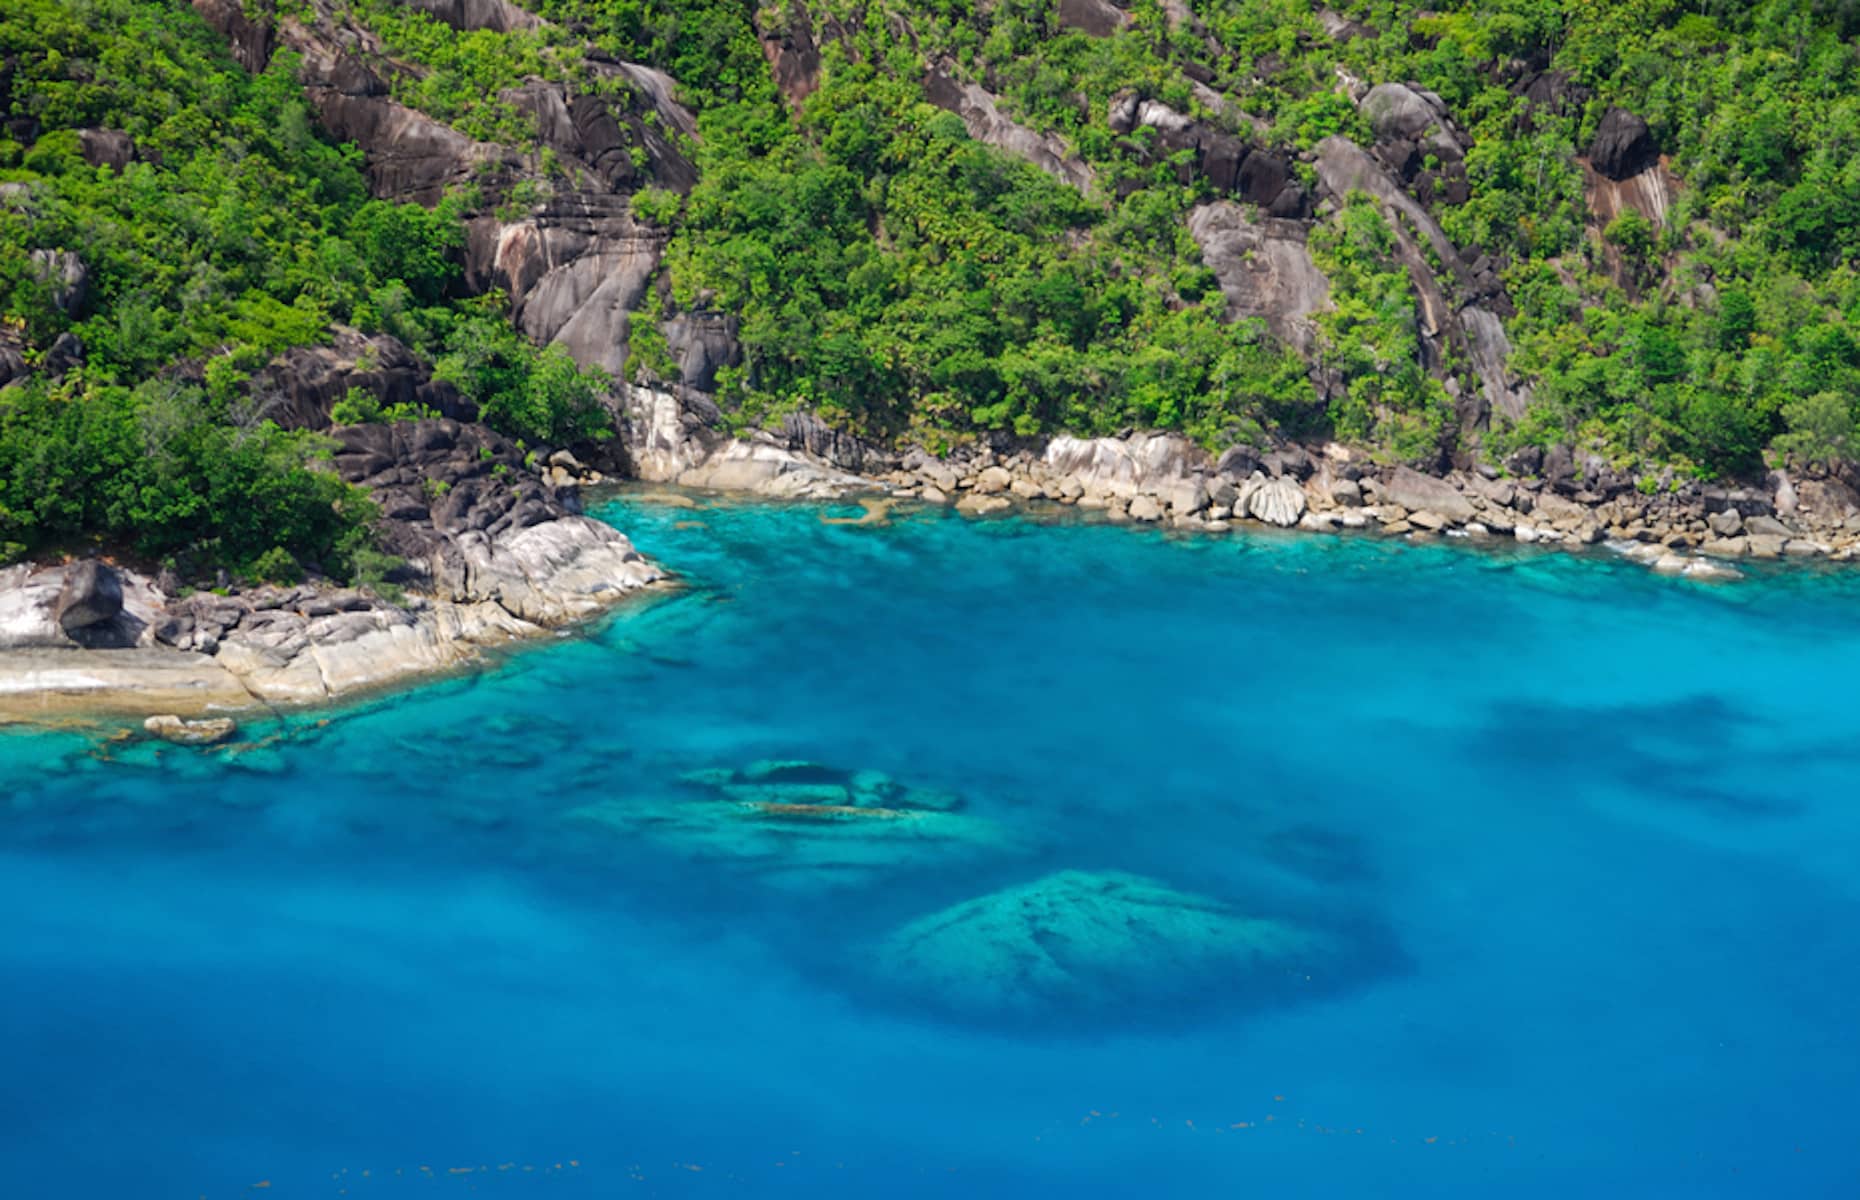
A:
[1457,307,1529,422]
[254,327,470,431]
[677,438,877,499]
[662,311,742,393]
[758,0,824,107]
[1361,83,1446,144]
[472,197,668,375]
[1310,135,1530,429]
[1797,478,1860,523]
[1187,203,1329,351]
[55,561,123,635]
[0,336,26,391]
[1589,107,1657,181]
[923,64,1095,194]
[197,0,706,390]
[1106,99,1299,211]
[872,870,1332,1023]
[29,249,88,315]
[1382,467,1477,524]
[1055,0,1128,36]
[404,0,542,33]
[191,0,274,71]
[77,128,136,171]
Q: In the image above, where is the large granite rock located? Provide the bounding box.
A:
[1382,467,1477,524]
[872,870,1332,1023]
[1055,0,1129,36]
[1312,136,1529,424]
[1245,476,1308,527]
[923,64,1095,194]
[1187,203,1329,351]
[143,714,238,745]
[29,249,88,315]
[251,327,470,430]
[1360,83,1446,145]
[404,0,541,33]
[1043,433,1206,499]
[674,439,876,499]
[55,561,123,635]
[1589,107,1657,181]
[757,0,824,107]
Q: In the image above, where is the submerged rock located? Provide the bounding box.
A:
[143,714,238,746]
[872,870,1332,1023]
[562,760,998,891]
[681,759,964,813]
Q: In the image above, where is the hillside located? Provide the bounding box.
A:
[5,0,1860,580]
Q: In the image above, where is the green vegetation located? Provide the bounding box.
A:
[0,375,374,579]
[496,0,1860,476]
[0,0,614,578]
[432,298,614,445]
[1309,197,1453,461]
[1177,0,1860,478]
[8,0,1860,580]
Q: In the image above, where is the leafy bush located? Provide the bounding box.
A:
[432,299,615,444]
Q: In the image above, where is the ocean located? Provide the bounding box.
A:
[3,493,1857,1198]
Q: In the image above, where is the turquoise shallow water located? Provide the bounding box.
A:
[4,495,1860,1198]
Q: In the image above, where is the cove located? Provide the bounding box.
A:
[3,493,1859,1199]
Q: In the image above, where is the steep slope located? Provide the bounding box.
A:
[7,0,1860,590]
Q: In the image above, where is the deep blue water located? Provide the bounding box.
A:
[4,495,1860,1199]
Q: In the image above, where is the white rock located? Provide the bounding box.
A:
[1683,559,1744,583]
[955,493,1013,517]
[1247,477,1307,527]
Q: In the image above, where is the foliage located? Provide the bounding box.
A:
[0,376,375,579]
[11,0,1860,590]
[329,387,438,426]
[432,298,614,445]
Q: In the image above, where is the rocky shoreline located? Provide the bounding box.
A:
[624,383,1860,580]
[0,417,663,733]
[861,434,1860,584]
[7,406,1860,735]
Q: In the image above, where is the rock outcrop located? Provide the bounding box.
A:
[1055,0,1130,37]
[247,327,472,431]
[1589,108,1658,181]
[923,64,1096,194]
[143,713,238,745]
[620,387,878,498]
[1313,135,1529,425]
[55,561,124,638]
[192,0,699,388]
[1187,203,1329,350]
[1043,432,1207,501]
[29,249,88,315]
[758,0,824,108]
[1244,475,1307,527]
[0,411,666,720]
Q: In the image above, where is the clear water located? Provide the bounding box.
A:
[4,495,1859,1199]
